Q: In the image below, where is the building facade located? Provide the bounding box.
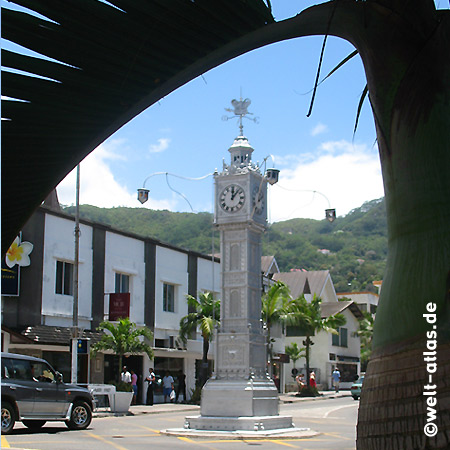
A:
[1,203,220,403]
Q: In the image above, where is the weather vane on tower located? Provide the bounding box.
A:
[222,94,259,136]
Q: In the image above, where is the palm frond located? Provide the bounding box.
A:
[90,317,154,360]
[354,84,369,135]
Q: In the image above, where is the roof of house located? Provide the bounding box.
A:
[261,256,279,277]
[320,301,364,320]
[272,270,331,298]
[1,325,32,344]
[19,325,103,346]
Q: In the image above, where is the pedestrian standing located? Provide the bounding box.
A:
[175,370,186,403]
[121,366,131,384]
[162,371,174,403]
[309,371,317,388]
[332,367,341,393]
[145,368,156,406]
[130,369,138,404]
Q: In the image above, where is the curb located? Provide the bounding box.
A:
[161,427,320,440]
[280,392,350,403]
[93,404,200,418]
[92,392,351,418]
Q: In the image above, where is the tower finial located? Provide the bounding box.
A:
[222,94,259,135]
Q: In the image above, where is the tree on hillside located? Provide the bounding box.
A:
[261,281,292,375]
[179,292,220,388]
[90,317,154,377]
[284,294,346,396]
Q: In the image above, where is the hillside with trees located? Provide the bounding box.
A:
[64,197,387,293]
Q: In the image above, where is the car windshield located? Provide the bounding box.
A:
[356,376,365,384]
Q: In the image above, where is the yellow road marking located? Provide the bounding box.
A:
[1,435,10,448]
[322,432,354,441]
[268,439,298,447]
[178,436,196,442]
[84,431,129,450]
[132,425,160,434]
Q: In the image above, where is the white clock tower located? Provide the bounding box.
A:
[186,99,293,432]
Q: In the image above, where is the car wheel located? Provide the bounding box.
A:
[1,402,15,434]
[352,395,359,400]
[22,420,47,429]
[65,401,92,430]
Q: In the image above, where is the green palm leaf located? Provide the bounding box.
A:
[90,317,154,373]
[179,291,220,387]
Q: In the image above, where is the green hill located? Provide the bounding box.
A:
[63,197,387,293]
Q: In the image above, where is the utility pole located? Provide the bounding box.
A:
[71,164,80,383]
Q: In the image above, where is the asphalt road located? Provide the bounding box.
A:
[2,396,359,450]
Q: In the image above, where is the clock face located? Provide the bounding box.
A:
[220,184,246,213]
[252,186,264,215]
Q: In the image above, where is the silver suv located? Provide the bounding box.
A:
[1,352,93,434]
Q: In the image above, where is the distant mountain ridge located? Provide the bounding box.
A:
[63,197,387,293]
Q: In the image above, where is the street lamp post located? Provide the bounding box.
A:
[71,164,80,384]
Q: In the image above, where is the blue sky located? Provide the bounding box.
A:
[55,1,386,222]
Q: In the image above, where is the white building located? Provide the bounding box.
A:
[1,199,220,404]
[337,291,379,315]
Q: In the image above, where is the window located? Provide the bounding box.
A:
[1,358,14,379]
[56,261,73,295]
[115,273,130,293]
[332,332,339,346]
[340,328,348,347]
[332,327,348,347]
[163,283,175,312]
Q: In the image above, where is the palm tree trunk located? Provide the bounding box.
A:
[200,336,210,388]
[305,337,311,388]
[354,8,450,449]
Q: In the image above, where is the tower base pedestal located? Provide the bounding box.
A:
[185,414,294,432]
[184,377,294,432]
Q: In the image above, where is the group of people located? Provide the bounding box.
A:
[120,366,186,406]
[120,366,139,404]
[295,371,317,391]
[295,367,341,392]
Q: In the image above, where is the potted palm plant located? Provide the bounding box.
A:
[90,317,154,412]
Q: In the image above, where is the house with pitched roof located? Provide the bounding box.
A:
[272,270,363,391]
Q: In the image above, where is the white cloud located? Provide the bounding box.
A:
[268,140,384,222]
[311,122,328,136]
[149,137,170,154]
[56,140,175,211]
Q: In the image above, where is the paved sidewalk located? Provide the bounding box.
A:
[93,390,351,418]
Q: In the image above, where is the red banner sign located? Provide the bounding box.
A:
[109,293,130,321]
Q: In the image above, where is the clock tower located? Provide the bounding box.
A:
[186,99,293,432]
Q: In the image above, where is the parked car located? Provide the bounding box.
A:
[350,374,365,400]
[1,352,93,434]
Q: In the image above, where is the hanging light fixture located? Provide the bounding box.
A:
[265,168,280,185]
[137,188,149,204]
[325,208,336,222]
